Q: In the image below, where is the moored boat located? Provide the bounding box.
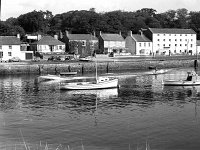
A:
[162,71,200,86]
[60,77,118,90]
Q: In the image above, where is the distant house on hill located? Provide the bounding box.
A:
[62,31,98,57]
[125,31,152,55]
[0,35,33,61]
[99,31,126,54]
[30,35,65,54]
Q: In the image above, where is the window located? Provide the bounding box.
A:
[185,44,187,46]
[175,39,177,41]
[149,43,151,47]
[163,44,165,47]
[164,34,165,36]
[157,34,159,36]
[82,41,86,46]
[191,39,193,41]
[185,34,187,36]
[169,44,171,47]
[158,44,160,46]
[191,44,193,47]
[175,44,177,46]
[139,43,141,47]
[144,43,146,47]
[163,39,165,41]
[157,39,160,41]
[59,46,62,49]
[9,45,12,49]
[8,52,12,56]
[180,44,182,46]
[0,45,2,49]
[180,39,182,41]
[169,39,171,41]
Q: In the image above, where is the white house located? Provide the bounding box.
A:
[125,31,152,55]
[143,28,197,55]
[0,36,33,61]
[30,36,65,54]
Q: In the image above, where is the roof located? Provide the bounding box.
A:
[67,34,98,41]
[149,28,196,34]
[100,34,124,41]
[131,34,151,42]
[197,40,200,46]
[0,36,21,45]
[36,36,65,45]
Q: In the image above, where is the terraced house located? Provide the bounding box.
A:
[0,35,33,62]
[125,30,152,55]
[143,28,197,55]
[99,31,125,54]
[62,31,98,57]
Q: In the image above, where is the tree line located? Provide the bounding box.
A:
[1,8,200,40]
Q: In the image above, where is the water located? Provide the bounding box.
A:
[0,68,200,150]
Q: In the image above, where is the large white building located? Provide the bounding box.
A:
[143,28,197,55]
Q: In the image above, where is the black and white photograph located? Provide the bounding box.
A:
[1,0,200,149]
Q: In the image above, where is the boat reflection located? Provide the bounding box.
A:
[63,88,118,100]
[163,85,200,97]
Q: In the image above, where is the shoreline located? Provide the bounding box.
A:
[0,59,197,75]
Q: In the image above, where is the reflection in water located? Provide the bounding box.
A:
[0,70,200,150]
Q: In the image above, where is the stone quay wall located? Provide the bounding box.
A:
[0,59,196,75]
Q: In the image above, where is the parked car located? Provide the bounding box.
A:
[9,57,21,62]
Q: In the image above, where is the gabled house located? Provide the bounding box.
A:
[99,31,125,54]
[125,31,152,55]
[0,36,33,61]
[62,31,98,57]
[143,28,197,55]
[30,35,65,54]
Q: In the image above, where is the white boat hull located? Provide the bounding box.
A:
[162,80,200,86]
[60,79,118,90]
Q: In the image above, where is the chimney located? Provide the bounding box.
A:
[54,35,58,39]
[93,31,96,37]
[119,31,121,36]
[38,34,42,40]
[17,33,20,39]
[65,30,69,36]
[99,31,102,35]
[128,31,133,37]
[59,31,63,39]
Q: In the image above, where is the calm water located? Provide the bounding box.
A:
[0,68,200,150]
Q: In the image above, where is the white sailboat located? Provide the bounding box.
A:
[60,60,118,90]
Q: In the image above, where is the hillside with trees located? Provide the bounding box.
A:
[1,8,200,39]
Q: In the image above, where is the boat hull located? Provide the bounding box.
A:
[162,80,200,86]
[60,79,118,90]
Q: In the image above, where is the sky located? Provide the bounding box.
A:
[1,0,200,20]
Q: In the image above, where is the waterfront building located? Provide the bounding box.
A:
[197,40,200,54]
[143,28,197,55]
[99,31,125,54]
[30,35,65,54]
[125,31,152,55]
[62,31,98,57]
[0,35,33,62]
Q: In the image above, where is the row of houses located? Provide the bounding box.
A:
[1,28,200,61]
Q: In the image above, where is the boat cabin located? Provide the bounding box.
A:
[186,71,198,81]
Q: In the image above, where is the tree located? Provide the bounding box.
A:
[17,10,53,33]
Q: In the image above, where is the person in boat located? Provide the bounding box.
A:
[186,71,198,81]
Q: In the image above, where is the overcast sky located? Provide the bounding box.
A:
[1,0,200,20]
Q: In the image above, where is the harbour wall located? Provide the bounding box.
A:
[0,59,197,75]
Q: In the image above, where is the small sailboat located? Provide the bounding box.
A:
[60,61,118,90]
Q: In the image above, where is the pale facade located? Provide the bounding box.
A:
[0,36,33,61]
[125,31,152,55]
[143,28,197,55]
